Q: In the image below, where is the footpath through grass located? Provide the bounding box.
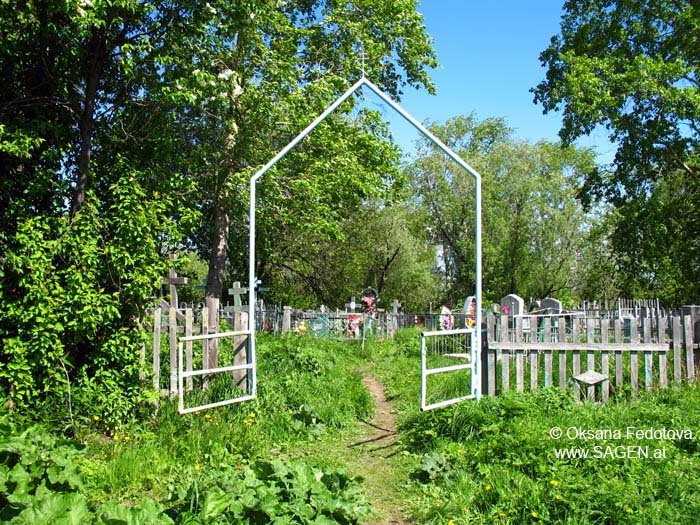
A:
[4,328,700,524]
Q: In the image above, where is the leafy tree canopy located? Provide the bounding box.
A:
[534,0,700,303]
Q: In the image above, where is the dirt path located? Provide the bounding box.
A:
[352,375,408,525]
[291,372,412,524]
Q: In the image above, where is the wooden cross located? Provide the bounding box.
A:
[161,255,188,309]
[345,296,357,313]
[391,299,402,315]
[228,281,249,311]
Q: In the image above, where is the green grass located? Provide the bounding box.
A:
[6,328,700,524]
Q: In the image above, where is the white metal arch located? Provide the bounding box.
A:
[247,76,482,402]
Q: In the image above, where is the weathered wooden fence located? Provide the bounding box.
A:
[149,305,248,398]
[484,313,697,401]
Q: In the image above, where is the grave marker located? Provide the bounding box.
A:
[541,297,562,315]
[228,281,249,313]
[161,254,188,309]
[500,294,524,316]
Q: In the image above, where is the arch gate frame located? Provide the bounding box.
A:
[247,76,483,404]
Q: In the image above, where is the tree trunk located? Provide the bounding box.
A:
[71,29,104,218]
[205,198,231,300]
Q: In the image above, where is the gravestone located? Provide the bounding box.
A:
[227,281,248,313]
[345,296,357,313]
[541,297,562,315]
[462,296,476,328]
[390,300,402,337]
[500,294,524,316]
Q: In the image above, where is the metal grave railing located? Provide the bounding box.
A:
[420,327,480,411]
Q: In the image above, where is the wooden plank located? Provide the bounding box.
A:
[558,315,566,345]
[615,319,623,389]
[572,317,580,344]
[488,349,497,396]
[544,350,552,388]
[573,349,581,402]
[601,320,610,402]
[185,308,193,391]
[201,306,209,389]
[530,349,539,390]
[658,316,668,388]
[630,317,639,397]
[643,317,652,390]
[233,311,249,389]
[207,297,220,369]
[515,316,524,392]
[500,315,510,392]
[516,351,524,392]
[529,315,539,390]
[487,314,497,396]
[501,350,510,393]
[673,315,683,386]
[558,317,567,389]
[152,307,161,393]
[487,342,668,352]
[169,307,177,397]
[685,314,695,381]
[573,317,581,401]
[586,319,596,399]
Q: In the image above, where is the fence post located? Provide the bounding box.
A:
[206,297,219,369]
[153,307,161,394]
[169,307,177,398]
[487,313,496,396]
[234,310,249,389]
[685,314,695,381]
[282,306,291,333]
[201,305,209,389]
[185,308,193,391]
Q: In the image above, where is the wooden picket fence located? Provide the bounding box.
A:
[484,313,698,401]
[149,305,248,398]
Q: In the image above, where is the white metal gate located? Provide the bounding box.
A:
[420,328,481,411]
[177,330,255,414]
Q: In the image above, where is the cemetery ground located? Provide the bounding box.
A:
[4,330,700,524]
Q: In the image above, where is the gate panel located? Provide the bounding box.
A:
[177,330,255,414]
[421,328,480,411]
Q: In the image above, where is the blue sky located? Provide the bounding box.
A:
[362,0,615,164]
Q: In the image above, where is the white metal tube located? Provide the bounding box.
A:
[475,174,482,400]
[425,363,474,376]
[248,177,257,400]
[421,328,475,338]
[178,341,184,413]
[247,78,367,399]
[182,363,254,378]
[420,335,427,410]
[422,394,476,412]
[179,330,250,343]
[179,395,256,415]
[361,79,482,181]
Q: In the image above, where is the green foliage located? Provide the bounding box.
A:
[395,386,700,524]
[0,408,169,524]
[534,0,700,304]
[270,201,441,309]
[0,173,185,424]
[1,409,369,524]
[408,114,598,303]
[534,0,699,187]
[169,460,370,524]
